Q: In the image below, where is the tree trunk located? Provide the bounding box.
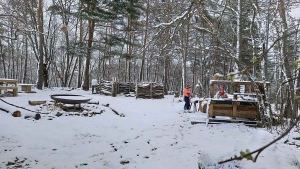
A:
[235,0,241,73]
[182,15,191,94]
[37,0,44,89]
[77,0,83,88]
[0,41,7,78]
[278,0,297,118]
[23,35,28,83]
[139,0,149,82]
[82,4,95,91]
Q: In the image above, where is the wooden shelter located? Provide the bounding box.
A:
[202,80,270,120]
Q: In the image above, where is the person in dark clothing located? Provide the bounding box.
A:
[183,85,193,110]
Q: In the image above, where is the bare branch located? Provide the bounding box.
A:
[0,28,19,40]
[218,114,300,164]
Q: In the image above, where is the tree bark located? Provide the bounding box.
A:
[37,0,44,89]
[139,0,149,82]
[77,0,83,88]
[278,0,297,118]
[82,3,95,90]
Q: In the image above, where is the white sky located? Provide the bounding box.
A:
[290,7,300,18]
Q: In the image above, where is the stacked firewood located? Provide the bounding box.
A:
[136,82,164,99]
[99,80,113,96]
[93,80,164,99]
[117,82,135,94]
[94,80,135,96]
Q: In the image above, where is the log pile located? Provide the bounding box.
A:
[92,79,163,99]
[117,82,135,94]
[93,80,135,96]
[136,82,164,99]
[99,80,113,96]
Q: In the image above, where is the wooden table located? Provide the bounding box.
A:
[18,84,36,92]
[0,78,18,96]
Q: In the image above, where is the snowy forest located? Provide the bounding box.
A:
[0,1,300,124]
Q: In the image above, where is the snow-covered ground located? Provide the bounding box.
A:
[0,89,299,169]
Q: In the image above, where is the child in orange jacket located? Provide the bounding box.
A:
[183,85,193,110]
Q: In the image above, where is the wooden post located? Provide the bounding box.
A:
[192,101,197,113]
[150,82,153,98]
[117,82,119,94]
[209,83,214,98]
[112,77,116,97]
[233,101,237,119]
[233,84,238,100]
[13,88,18,96]
[209,102,214,117]
[135,82,138,99]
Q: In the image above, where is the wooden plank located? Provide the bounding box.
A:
[210,80,270,86]
[209,102,214,117]
[213,110,232,117]
[233,102,237,119]
[0,79,18,83]
[208,118,258,124]
[0,86,18,89]
[21,85,31,92]
[212,104,233,107]
[209,83,214,98]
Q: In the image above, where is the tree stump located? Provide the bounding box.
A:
[12,111,21,117]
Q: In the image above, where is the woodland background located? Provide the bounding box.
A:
[0,0,300,125]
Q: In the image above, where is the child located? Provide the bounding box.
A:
[217,87,228,98]
[183,85,194,110]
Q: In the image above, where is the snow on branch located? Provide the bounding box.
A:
[194,26,214,34]
[153,1,194,28]
[153,10,189,28]
[227,30,300,77]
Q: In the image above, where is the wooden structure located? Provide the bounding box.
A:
[209,80,269,102]
[18,84,36,92]
[0,78,18,96]
[135,82,164,99]
[92,79,164,99]
[204,80,270,120]
[93,79,135,96]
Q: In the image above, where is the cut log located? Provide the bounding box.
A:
[0,98,40,117]
[28,100,47,105]
[0,101,22,117]
[12,111,21,117]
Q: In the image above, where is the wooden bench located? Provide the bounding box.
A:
[18,84,36,92]
[0,78,18,96]
[0,86,18,96]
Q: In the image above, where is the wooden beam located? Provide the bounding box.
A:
[233,102,237,119]
[209,102,214,117]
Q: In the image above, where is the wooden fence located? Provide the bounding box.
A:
[135,82,164,99]
[92,80,164,99]
[93,80,135,96]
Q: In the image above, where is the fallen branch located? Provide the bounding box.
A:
[102,103,120,116]
[0,99,21,117]
[218,114,300,164]
[0,98,40,114]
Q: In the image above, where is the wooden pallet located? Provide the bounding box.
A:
[191,118,258,127]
